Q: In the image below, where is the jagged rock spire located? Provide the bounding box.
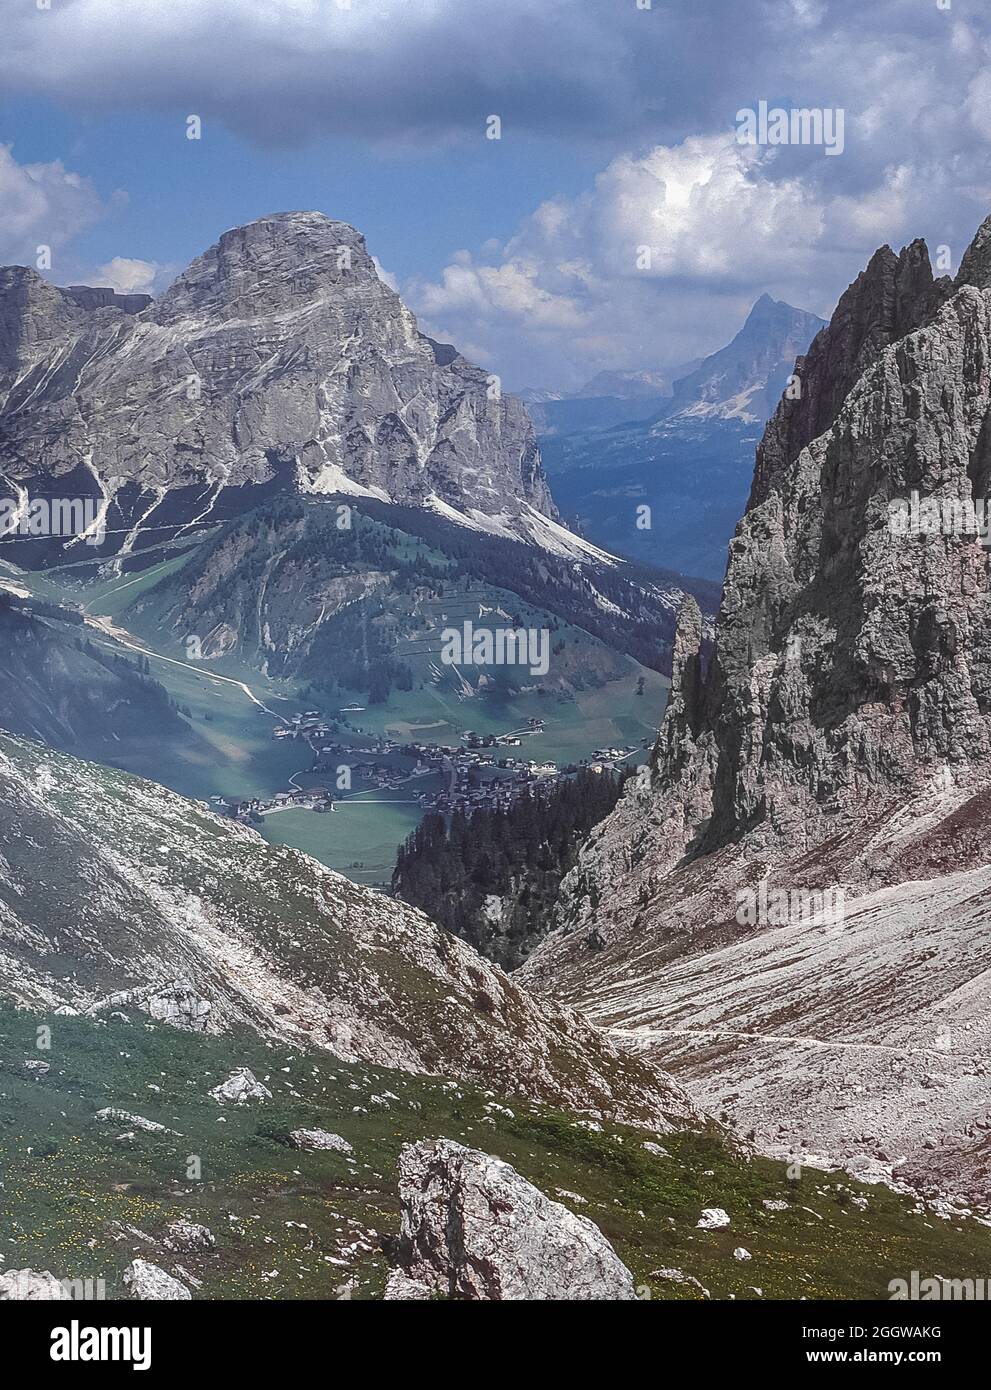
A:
[750,239,951,509]
[955,212,991,291]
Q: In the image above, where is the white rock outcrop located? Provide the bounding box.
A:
[208,1068,273,1105]
[382,1270,434,1301]
[123,1260,191,1301]
[0,1269,68,1300]
[146,983,212,1033]
[94,1108,179,1135]
[649,1267,710,1298]
[697,1208,731,1230]
[289,1128,353,1153]
[161,1220,215,1252]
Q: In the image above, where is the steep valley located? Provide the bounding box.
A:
[0,211,717,890]
[3,203,991,1302]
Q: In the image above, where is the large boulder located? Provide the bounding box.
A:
[123,1260,191,1301]
[386,1139,636,1301]
[0,1269,68,1300]
[94,1107,178,1134]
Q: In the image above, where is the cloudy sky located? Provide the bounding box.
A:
[1,0,989,389]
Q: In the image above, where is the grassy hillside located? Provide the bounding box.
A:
[2,1007,988,1301]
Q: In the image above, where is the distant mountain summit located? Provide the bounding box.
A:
[526,297,825,439]
[666,294,826,423]
[535,297,826,577]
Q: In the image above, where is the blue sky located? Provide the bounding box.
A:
[0,91,602,287]
[1,0,990,390]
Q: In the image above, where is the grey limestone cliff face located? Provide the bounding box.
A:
[61,286,151,314]
[0,267,89,375]
[0,212,554,549]
[539,216,991,939]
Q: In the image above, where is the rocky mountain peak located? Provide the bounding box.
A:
[151,211,382,325]
[739,291,808,333]
[0,210,556,547]
[666,294,826,425]
[955,211,991,291]
[0,266,85,376]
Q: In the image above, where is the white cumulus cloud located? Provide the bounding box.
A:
[93,257,162,294]
[408,125,991,391]
[0,144,104,268]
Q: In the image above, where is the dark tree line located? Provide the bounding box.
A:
[392,767,630,969]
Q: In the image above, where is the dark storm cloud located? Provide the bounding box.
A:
[0,0,979,159]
